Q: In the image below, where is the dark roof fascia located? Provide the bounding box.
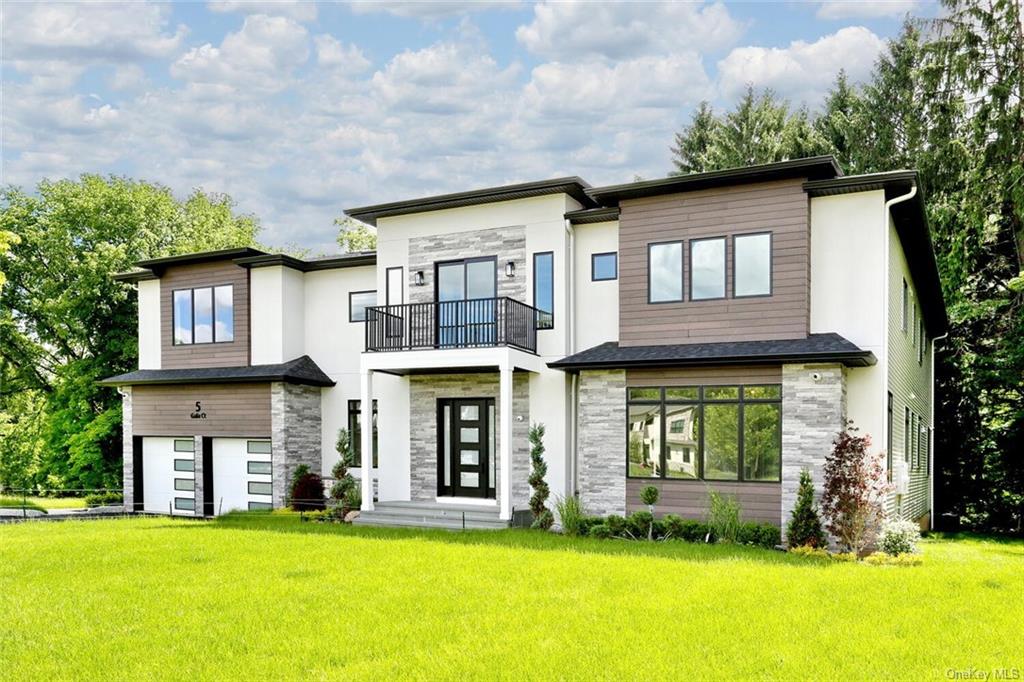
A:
[233,252,377,272]
[548,350,876,372]
[587,156,843,206]
[99,356,336,388]
[565,206,620,224]
[345,177,597,226]
[805,171,948,336]
[134,247,266,273]
[113,269,158,283]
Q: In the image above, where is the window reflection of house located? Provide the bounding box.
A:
[665,406,698,478]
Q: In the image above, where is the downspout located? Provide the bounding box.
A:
[881,185,917,513]
[929,330,948,529]
[565,217,579,495]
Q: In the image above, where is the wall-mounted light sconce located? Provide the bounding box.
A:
[414,270,425,286]
[505,261,515,278]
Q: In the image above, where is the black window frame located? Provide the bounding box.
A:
[348,399,378,468]
[625,384,782,483]
[904,406,911,464]
[533,251,555,330]
[689,236,727,301]
[174,496,195,511]
[591,252,618,281]
[348,290,377,323]
[902,279,909,332]
[887,392,894,481]
[173,458,194,472]
[647,240,684,304]
[732,232,773,298]
[171,284,234,346]
[248,481,272,496]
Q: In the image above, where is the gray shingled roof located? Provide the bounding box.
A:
[99,355,335,387]
[548,333,875,370]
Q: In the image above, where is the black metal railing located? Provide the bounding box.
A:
[365,297,539,353]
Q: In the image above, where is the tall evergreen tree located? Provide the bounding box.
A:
[670,101,718,175]
[815,70,866,173]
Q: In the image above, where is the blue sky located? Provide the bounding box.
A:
[1,1,932,251]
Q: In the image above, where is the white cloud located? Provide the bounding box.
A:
[109,65,148,91]
[314,35,371,73]
[1,2,186,62]
[349,1,520,19]
[717,26,885,105]
[817,1,918,20]
[516,1,745,60]
[171,14,309,94]
[207,1,318,22]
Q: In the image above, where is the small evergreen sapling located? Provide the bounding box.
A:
[528,423,553,530]
[787,469,828,549]
[640,485,660,540]
[330,428,359,517]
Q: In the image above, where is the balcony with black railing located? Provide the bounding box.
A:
[365,297,539,354]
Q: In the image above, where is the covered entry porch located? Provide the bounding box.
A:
[359,347,543,521]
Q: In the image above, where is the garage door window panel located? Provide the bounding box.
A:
[174,458,194,472]
[174,478,195,492]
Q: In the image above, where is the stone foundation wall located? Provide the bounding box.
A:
[271,382,323,507]
[577,369,626,516]
[409,373,530,507]
[121,387,134,511]
[781,363,847,538]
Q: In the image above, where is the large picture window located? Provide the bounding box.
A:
[733,233,771,297]
[690,237,726,300]
[627,385,781,482]
[173,285,233,345]
[347,399,378,468]
[648,241,683,303]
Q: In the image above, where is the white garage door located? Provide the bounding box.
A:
[142,437,196,515]
[211,438,273,515]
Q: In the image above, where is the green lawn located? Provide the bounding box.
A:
[0,495,87,512]
[1,515,1020,681]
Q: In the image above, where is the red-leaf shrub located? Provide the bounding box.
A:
[288,464,326,511]
[820,422,890,554]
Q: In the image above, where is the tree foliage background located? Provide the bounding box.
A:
[672,0,1022,532]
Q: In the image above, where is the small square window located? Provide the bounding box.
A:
[248,481,272,496]
[349,290,377,322]
[247,461,272,475]
[591,253,617,281]
[173,459,194,472]
[246,441,272,454]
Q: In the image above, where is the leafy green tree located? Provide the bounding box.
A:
[335,217,377,252]
[0,175,258,490]
[670,101,718,175]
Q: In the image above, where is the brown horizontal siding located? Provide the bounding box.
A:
[627,365,781,386]
[160,261,250,369]
[626,479,781,526]
[618,179,810,346]
[132,383,271,437]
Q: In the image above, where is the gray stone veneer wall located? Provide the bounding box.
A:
[577,369,627,516]
[409,373,530,507]
[270,382,323,507]
[192,435,204,516]
[407,226,526,304]
[781,363,846,537]
[121,387,134,511]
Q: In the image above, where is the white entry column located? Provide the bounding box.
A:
[360,368,375,512]
[499,365,513,521]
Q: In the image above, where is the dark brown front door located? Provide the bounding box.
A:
[438,398,494,498]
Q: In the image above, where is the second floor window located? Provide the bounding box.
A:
[648,241,683,303]
[734,233,771,297]
[533,251,554,329]
[173,285,233,345]
[349,290,377,322]
[690,237,726,300]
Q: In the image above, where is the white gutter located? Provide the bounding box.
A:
[565,217,579,495]
[929,330,948,529]
[881,185,918,493]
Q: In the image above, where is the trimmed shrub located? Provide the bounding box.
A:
[786,469,828,549]
[865,551,923,566]
[878,518,921,556]
[84,492,123,507]
[555,495,587,536]
[707,491,741,543]
[790,545,830,560]
[605,514,627,537]
[625,511,654,539]
[330,429,358,517]
[588,523,613,539]
[663,515,710,543]
[528,423,553,530]
[736,522,782,549]
[289,465,326,511]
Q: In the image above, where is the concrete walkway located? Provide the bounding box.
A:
[0,505,127,523]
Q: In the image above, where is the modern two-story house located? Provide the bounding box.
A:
[103,156,946,531]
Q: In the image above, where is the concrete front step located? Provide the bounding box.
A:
[353,502,508,530]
